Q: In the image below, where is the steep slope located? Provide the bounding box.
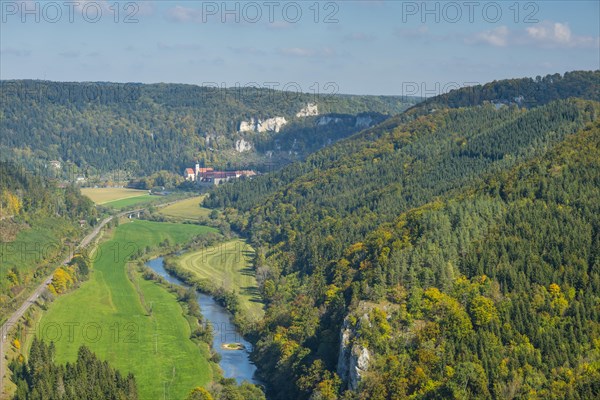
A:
[204,72,599,399]
[239,100,599,400]
[0,162,96,319]
[337,119,600,399]
[207,71,599,215]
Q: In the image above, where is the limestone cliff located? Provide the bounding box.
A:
[296,103,319,117]
[337,313,372,391]
[239,117,288,133]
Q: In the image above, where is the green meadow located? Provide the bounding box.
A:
[177,239,264,320]
[158,196,212,220]
[30,220,217,399]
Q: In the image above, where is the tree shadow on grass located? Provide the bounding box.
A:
[241,286,262,303]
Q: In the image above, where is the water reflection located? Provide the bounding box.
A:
[145,257,261,385]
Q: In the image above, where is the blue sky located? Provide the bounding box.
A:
[1,0,598,95]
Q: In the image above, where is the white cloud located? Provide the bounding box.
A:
[266,21,293,30]
[395,25,430,39]
[467,26,510,47]
[165,6,201,23]
[467,21,599,49]
[526,22,598,48]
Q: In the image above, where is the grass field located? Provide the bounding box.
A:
[81,188,149,204]
[29,220,218,399]
[177,240,264,320]
[159,196,212,220]
[102,194,156,209]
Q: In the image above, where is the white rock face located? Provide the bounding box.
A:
[349,346,371,391]
[260,117,287,133]
[337,314,372,391]
[239,120,255,133]
[296,103,319,117]
[355,115,373,128]
[239,117,287,133]
[235,138,252,152]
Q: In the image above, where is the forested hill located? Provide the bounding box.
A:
[205,79,600,397]
[0,80,419,174]
[410,70,599,111]
[205,71,599,215]
[320,116,600,399]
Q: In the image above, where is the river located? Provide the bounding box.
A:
[145,257,261,385]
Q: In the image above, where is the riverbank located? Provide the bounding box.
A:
[145,256,262,386]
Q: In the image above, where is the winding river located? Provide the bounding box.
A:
[145,257,261,385]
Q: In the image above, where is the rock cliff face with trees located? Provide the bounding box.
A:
[205,71,600,399]
[0,80,419,176]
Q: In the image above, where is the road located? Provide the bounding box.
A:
[0,207,146,395]
[0,199,185,395]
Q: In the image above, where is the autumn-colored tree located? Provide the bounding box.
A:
[469,295,499,327]
[51,267,74,294]
[185,387,213,400]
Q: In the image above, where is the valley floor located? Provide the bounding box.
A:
[18,220,218,399]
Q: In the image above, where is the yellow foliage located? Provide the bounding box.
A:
[186,387,213,400]
[12,338,21,349]
[345,242,365,256]
[51,267,74,294]
[470,295,499,326]
[7,270,18,286]
[325,284,340,305]
[1,190,22,216]
[548,283,561,297]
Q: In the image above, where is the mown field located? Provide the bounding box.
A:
[177,240,264,320]
[158,196,211,220]
[102,194,156,209]
[81,188,149,204]
[26,220,218,399]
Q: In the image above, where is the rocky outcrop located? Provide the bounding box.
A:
[337,314,372,391]
[296,103,319,117]
[350,346,371,390]
[316,114,375,128]
[239,117,287,133]
[235,138,252,152]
